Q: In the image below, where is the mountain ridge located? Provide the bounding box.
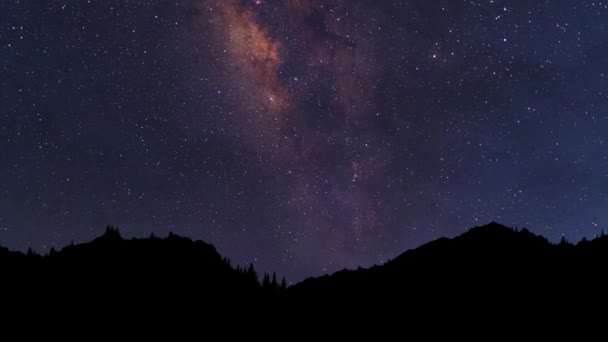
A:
[2,222,605,285]
[2,222,608,313]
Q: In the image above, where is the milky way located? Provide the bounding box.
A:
[2,0,608,281]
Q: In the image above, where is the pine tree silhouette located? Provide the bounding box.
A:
[271,272,278,289]
[262,272,271,288]
[247,263,258,283]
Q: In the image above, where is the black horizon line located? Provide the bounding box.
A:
[4,220,608,284]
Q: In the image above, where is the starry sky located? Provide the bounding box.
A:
[2,0,608,282]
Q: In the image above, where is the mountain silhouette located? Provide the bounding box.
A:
[0,226,264,321]
[2,222,607,326]
[288,221,608,325]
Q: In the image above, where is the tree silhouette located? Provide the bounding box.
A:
[271,272,278,289]
[263,272,271,288]
[247,263,258,283]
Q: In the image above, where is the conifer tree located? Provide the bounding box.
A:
[262,273,270,288]
[271,272,278,289]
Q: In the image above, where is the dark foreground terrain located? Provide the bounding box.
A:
[1,222,606,328]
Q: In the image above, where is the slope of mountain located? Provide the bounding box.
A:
[289,221,608,314]
[2,222,608,323]
[0,227,262,314]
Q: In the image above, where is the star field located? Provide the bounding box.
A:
[2,0,608,281]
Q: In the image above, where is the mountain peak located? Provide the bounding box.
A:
[461,221,513,237]
[95,225,123,242]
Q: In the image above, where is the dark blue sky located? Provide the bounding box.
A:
[2,0,608,282]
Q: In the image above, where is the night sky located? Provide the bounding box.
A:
[2,0,608,282]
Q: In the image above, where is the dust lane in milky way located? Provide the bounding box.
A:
[207,0,394,272]
[2,0,608,281]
